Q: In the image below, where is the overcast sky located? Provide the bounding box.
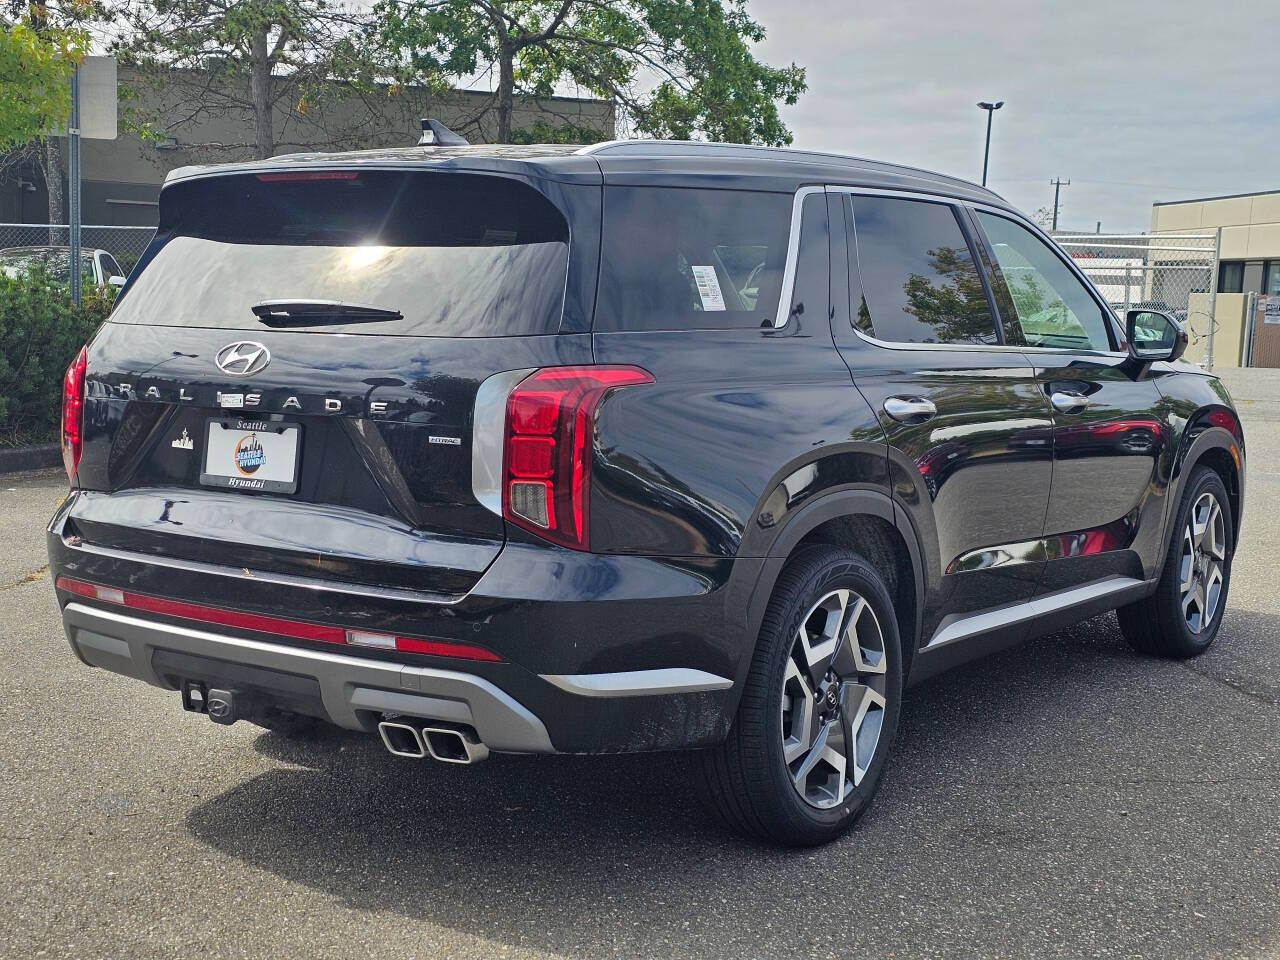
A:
[747,0,1278,233]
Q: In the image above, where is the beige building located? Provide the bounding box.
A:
[1151,190,1280,367]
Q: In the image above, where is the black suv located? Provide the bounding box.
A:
[47,135,1245,845]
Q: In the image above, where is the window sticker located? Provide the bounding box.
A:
[690,265,726,311]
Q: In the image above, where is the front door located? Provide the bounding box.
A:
[829,191,1055,654]
[969,209,1166,596]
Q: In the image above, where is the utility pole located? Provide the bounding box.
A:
[68,63,82,306]
[1049,177,1070,231]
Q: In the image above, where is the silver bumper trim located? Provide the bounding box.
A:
[61,602,553,753]
[539,668,734,698]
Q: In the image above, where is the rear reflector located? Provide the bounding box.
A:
[55,577,502,662]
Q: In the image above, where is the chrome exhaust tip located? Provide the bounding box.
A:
[422,725,490,765]
[377,720,427,758]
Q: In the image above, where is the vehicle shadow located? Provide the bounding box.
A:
[187,610,1280,958]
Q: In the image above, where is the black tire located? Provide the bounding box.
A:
[699,545,903,846]
[1118,466,1233,659]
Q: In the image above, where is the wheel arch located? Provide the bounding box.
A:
[734,490,925,707]
[1166,410,1244,555]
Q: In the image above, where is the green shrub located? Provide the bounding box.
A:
[0,268,113,448]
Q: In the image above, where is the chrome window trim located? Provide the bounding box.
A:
[773,185,827,328]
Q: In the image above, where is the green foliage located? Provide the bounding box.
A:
[507,118,606,144]
[372,0,806,145]
[0,268,111,447]
[902,246,998,344]
[0,12,88,149]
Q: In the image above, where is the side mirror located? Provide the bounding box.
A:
[1126,309,1187,364]
[107,275,126,288]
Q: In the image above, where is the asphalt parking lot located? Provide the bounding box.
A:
[2,370,1277,960]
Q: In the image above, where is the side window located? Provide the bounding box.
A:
[597,187,792,331]
[847,195,998,346]
[975,211,1114,352]
[100,253,123,280]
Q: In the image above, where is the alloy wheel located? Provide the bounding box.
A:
[780,588,888,809]
[1180,491,1226,634]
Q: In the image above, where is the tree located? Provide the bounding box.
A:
[372,0,806,145]
[0,13,86,149]
[1,1,93,230]
[115,0,380,160]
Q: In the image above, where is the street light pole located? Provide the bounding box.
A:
[976,100,1004,187]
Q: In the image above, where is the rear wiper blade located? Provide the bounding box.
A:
[251,299,403,327]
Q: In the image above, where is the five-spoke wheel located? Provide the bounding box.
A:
[781,589,887,809]
[699,545,902,845]
[1119,466,1233,659]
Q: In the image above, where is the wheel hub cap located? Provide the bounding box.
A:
[780,588,889,810]
[1180,491,1226,635]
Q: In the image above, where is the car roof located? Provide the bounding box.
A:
[161,139,1009,208]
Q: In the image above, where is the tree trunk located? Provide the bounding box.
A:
[497,47,515,143]
[42,139,65,241]
[250,26,274,159]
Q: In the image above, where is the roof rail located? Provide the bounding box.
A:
[418,119,469,147]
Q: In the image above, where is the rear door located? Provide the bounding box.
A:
[72,168,594,599]
[968,208,1167,594]
[829,190,1054,654]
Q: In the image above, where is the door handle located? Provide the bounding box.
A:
[1050,391,1090,414]
[883,397,937,423]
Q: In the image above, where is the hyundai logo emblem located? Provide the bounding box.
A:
[215,341,271,376]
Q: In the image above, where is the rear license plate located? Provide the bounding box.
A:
[200,418,300,494]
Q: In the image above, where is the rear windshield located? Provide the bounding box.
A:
[112,171,569,337]
[595,187,793,331]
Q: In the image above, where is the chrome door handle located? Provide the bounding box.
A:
[883,397,937,423]
[1050,391,1090,414]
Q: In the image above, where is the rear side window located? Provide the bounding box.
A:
[112,172,569,337]
[847,195,998,346]
[596,187,792,331]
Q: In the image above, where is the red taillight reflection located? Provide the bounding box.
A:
[54,577,502,662]
[60,346,87,483]
[502,365,654,551]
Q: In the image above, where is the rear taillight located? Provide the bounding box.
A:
[502,365,654,551]
[60,345,88,482]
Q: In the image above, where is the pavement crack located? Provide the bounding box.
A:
[0,564,49,591]
[1179,659,1280,707]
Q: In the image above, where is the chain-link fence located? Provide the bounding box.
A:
[0,223,156,275]
[1051,231,1220,349]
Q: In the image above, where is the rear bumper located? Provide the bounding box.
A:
[50,499,759,753]
[63,601,556,753]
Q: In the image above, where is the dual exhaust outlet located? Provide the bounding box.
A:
[377,717,489,765]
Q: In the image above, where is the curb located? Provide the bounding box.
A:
[0,443,61,475]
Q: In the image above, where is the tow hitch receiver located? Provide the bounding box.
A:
[181,680,240,725]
